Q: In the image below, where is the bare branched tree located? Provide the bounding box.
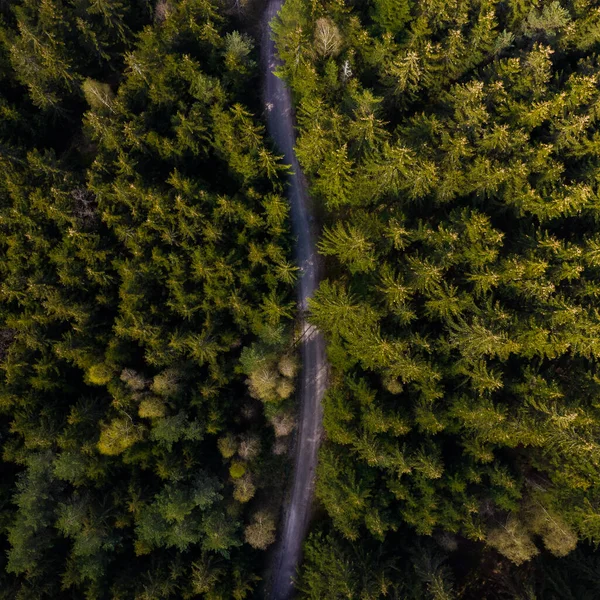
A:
[154,0,172,24]
[0,328,16,362]
[314,18,342,58]
[71,188,98,229]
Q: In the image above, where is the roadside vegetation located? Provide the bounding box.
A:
[0,1,297,597]
[273,0,600,596]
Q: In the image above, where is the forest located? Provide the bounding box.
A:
[3,0,600,598]
[0,0,299,598]
[272,0,600,597]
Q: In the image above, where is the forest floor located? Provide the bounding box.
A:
[261,1,328,598]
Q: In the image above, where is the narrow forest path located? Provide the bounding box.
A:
[261,2,328,598]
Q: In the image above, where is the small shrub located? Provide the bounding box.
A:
[229,460,246,479]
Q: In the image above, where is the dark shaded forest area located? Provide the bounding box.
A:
[0,1,298,598]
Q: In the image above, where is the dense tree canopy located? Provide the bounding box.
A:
[4,0,600,595]
[273,0,600,595]
[0,0,297,597]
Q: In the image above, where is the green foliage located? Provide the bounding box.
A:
[135,473,223,552]
[229,460,247,479]
[275,0,600,590]
[0,0,293,596]
[239,332,299,405]
[297,529,456,599]
[370,0,412,36]
[86,363,114,386]
[97,416,144,455]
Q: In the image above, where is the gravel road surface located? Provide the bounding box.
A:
[261,2,327,598]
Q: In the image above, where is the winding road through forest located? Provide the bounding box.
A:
[261,2,328,598]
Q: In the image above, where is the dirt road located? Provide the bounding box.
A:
[261,2,327,598]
